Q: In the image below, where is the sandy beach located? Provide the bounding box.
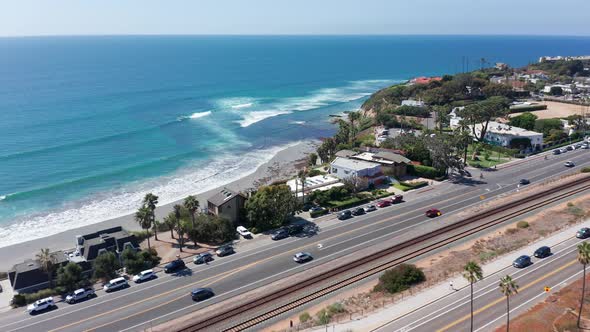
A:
[0,140,318,272]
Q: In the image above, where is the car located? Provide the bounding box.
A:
[310,206,325,213]
[216,245,235,257]
[236,226,252,239]
[132,269,156,283]
[302,203,313,212]
[193,252,214,264]
[103,277,128,292]
[190,287,215,301]
[27,297,55,314]
[287,224,304,235]
[271,228,289,240]
[364,205,377,212]
[425,208,442,218]
[575,143,583,149]
[577,227,590,239]
[560,148,568,153]
[376,200,391,208]
[351,207,365,216]
[65,288,95,304]
[564,161,575,167]
[293,252,313,263]
[582,144,590,150]
[534,246,552,258]
[164,259,186,273]
[519,179,530,185]
[553,149,561,155]
[337,210,352,220]
[566,145,575,151]
[389,194,404,204]
[512,255,532,268]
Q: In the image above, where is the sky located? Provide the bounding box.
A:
[1,0,590,37]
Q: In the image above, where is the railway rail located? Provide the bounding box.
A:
[178,176,590,332]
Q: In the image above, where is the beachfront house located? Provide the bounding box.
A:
[351,150,410,177]
[286,174,344,201]
[329,157,384,187]
[76,226,139,262]
[469,121,543,151]
[8,252,68,294]
[206,188,246,226]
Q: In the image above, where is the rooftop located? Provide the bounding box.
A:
[331,157,380,171]
[208,187,243,207]
[477,121,543,137]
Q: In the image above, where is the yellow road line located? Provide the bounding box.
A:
[436,259,578,332]
[49,190,473,332]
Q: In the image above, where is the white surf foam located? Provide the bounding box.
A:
[0,142,305,248]
[231,103,253,109]
[189,111,212,119]
[238,110,291,128]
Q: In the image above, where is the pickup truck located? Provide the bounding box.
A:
[65,288,95,304]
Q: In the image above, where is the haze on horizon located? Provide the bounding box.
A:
[1,0,590,37]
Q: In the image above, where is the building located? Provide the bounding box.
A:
[330,157,384,186]
[207,188,246,225]
[76,226,139,262]
[8,252,69,294]
[334,149,357,158]
[409,76,443,85]
[286,174,344,201]
[543,84,575,94]
[470,121,543,150]
[401,99,425,107]
[351,151,410,177]
[539,55,590,63]
[449,107,465,129]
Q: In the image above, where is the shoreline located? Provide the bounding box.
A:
[0,140,318,272]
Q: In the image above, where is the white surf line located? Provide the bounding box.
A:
[473,269,583,332]
[393,239,584,332]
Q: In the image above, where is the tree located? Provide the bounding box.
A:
[463,261,483,332]
[509,137,531,150]
[534,118,563,137]
[376,264,426,294]
[308,153,318,167]
[245,184,301,231]
[183,195,199,228]
[175,218,190,252]
[348,111,361,142]
[341,174,369,194]
[93,252,120,282]
[433,105,450,134]
[317,137,337,163]
[152,219,160,241]
[577,242,590,328]
[36,248,57,288]
[142,193,159,242]
[482,83,514,99]
[163,215,175,239]
[549,86,563,96]
[56,262,84,293]
[135,206,152,249]
[508,112,537,131]
[499,275,519,332]
[457,96,510,143]
[298,169,307,203]
[425,134,465,174]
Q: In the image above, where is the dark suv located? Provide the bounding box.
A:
[351,207,365,216]
[512,255,532,268]
[287,224,304,236]
[271,228,289,240]
[191,288,215,301]
[534,246,551,258]
[164,259,186,273]
[577,228,590,239]
[338,210,352,220]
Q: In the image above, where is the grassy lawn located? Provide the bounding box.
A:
[393,181,428,192]
[466,145,513,168]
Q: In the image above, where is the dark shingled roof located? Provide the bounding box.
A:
[208,188,243,207]
[335,150,357,158]
[373,151,411,164]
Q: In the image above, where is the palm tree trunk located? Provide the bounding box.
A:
[579,264,587,328]
[146,229,151,249]
[506,296,510,332]
[470,282,474,332]
[170,228,174,239]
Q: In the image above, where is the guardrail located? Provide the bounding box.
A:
[178,175,590,332]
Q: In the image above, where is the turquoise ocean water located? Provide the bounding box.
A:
[1,35,590,246]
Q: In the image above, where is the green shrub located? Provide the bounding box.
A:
[307,169,323,177]
[299,312,311,323]
[131,230,151,243]
[407,164,444,179]
[567,202,574,207]
[581,167,590,173]
[12,288,61,307]
[11,294,26,307]
[516,221,529,229]
[509,104,547,113]
[310,208,328,218]
[375,264,425,294]
[249,227,259,234]
[327,302,346,314]
[316,308,332,325]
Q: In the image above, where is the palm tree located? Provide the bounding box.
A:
[434,105,449,134]
[175,219,189,252]
[173,204,183,239]
[163,215,175,239]
[298,169,307,203]
[135,206,153,249]
[142,193,159,235]
[36,248,56,288]
[499,275,519,332]
[152,218,160,241]
[348,111,361,142]
[463,261,484,332]
[183,195,199,228]
[577,242,590,328]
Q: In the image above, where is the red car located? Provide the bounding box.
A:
[389,194,403,204]
[376,200,391,208]
[425,208,442,218]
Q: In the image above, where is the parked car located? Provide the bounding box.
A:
[560,148,568,153]
[512,255,532,268]
[164,259,186,273]
[302,203,313,212]
[271,228,289,240]
[577,227,590,239]
[27,297,55,314]
[132,269,156,283]
[564,161,575,167]
[193,252,214,265]
[566,145,575,151]
[534,246,551,258]
[338,210,352,220]
[65,288,95,304]
[236,226,252,239]
[575,143,583,149]
[364,204,377,212]
[389,194,404,204]
[351,207,365,216]
[103,277,128,292]
[519,179,530,185]
[293,252,313,263]
[191,288,215,302]
[425,208,442,218]
[582,144,590,150]
[376,200,391,208]
[216,245,235,257]
[553,149,561,155]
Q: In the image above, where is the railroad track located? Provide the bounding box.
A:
[178,176,590,332]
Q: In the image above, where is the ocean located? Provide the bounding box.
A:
[1,35,590,247]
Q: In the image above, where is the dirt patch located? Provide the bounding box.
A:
[510,100,589,120]
[494,273,590,332]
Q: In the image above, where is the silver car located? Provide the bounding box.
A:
[364,205,377,212]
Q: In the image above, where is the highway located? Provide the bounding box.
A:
[375,235,587,332]
[0,148,589,332]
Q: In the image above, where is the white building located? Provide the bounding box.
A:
[286,174,344,200]
[470,121,543,150]
[330,157,384,184]
[401,99,425,107]
[449,107,465,129]
[543,84,575,94]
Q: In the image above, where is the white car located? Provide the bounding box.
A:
[132,269,156,283]
[565,161,575,167]
[65,288,95,304]
[293,252,313,263]
[103,277,128,292]
[27,297,55,314]
[236,226,252,239]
